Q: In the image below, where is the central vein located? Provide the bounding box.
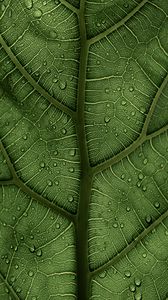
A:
[75,1,93,299]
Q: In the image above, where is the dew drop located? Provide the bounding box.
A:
[125,270,131,278]
[36,249,42,257]
[40,162,45,168]
[135,278,141,286]
[142,185,147,191]
[54,150,58,156]
[33,8,42,18]
[135,291,142,300]
[121,100,126,106]
[69,149,76,156]
[56,223,60,229]
[15,264,19,269]
[129,284,136,292]
[121,174,125,179]
[68,195,74,203]
[25,0,33,9]
[53,78,58,83]
[59,81,67,90]
[105,88,109,94]
[154,201,160,208]
[113,223,118,228]
[28,270,34,277]
[29,245,35,253]
[126,206,130,212]
[99,270,107,278]
[143,158,148,165]
[47,180,53,186]
[104,116,111,123]
[145,215,152,223]
[142,253,147,258]
[16,287,21,293]
[55,180,59,186]
[69,167,74,173]
[10,276,15,283]
[138,173,143,180]
[129,86,134,92]
[62,128,67,134]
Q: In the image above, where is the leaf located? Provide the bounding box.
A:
[0,0,168,299]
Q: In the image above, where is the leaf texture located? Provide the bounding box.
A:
[0,0,168,299]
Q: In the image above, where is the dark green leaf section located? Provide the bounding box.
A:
[85,0,143,38]
[0,0,80,109]
[91,218,168,299]
[148,82,168,134]
[0,150,12,180]
[85,1,168,165]
[0,66,80,213]
[89,130,168,269]
[0,185,76,300]
[0,0,168,300]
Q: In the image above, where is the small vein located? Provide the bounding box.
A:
[88,0,148,45]
[0,35,76,120]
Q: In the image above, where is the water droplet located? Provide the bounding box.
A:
[104,116,111,123]
[121,100,126,106]
[154,201,160,208]
[43,0,47,5]
[53,77,58,83]
[36,249,42,257]
[165,230,168,236]
[47,180,53,186]
[125,270,131,278]
[138,173,143,180]
[135,278,141,286]
[142,185,147,191]
[62,128,67,135]
[142,253,147,258]
[50,30,57,39]
[28,270,34,277]
[29,245,35,253]
[69,167,74,173]
[129,283,136,292]
[59,81,67,90]
[15,264,19,269]
[69,149,76,156]
[99,270,107,278]
[136,181,141,188]
[126,206,130,212]
[143,158,148,165]
[105,88,109,94]
[10,276,15,283]
[25,0,33,9]
[145,215,152,223]
[54,150,58,156]
[121,174,125,179]
[129,86,134,92]
[68,195,74,203]
[96,60,100,65]
[40,162,45,168]
[33,8,42,18]
[55,180,59,185]
[56,223,60,229]
[32,297,37,300]
[135,291,142,300]
[113,223,118,228]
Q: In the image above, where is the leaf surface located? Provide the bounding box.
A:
[0,0,168,299]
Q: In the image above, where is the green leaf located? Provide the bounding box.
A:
[0,0,168,299]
